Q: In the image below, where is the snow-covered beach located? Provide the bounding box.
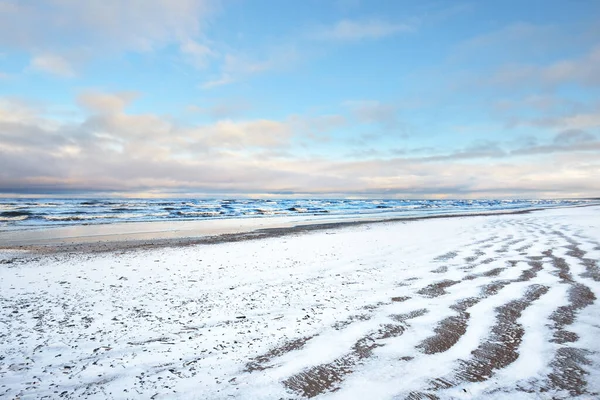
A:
[1,205,600,399]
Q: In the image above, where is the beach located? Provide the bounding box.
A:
[1,205,600,399]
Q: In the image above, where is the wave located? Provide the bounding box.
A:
[0,215,29,222]
[176,211,222,217]
[1,210,34,217]
[80,200,103,206]
[42,213,139,221]
[183,202,221,209]
[288,207,308,213]
[0,198,597,228]
[255,208,275,215]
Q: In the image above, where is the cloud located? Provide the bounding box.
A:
[288,114,347,143]
[389,132,600,163]
[202,54,272,87]
[492,95,584,115]
[490,97,598,134]
[195,120,291,149]
[291,114,347,132]
[188,100,251,119]
[29,53,76,77]
[486,46,600,88]
[0,0,213,51]
[504,129,599,156]
[344,100,401,129]
[77,91,139,114]
[2,94,600,198]
[553,129,596,145]
[511,141,600,156]
[180,38,215,69]
[314,19,413,41]
[541,46,600,86]
[202,46,300,88]
[0,0,216,75]
[453,23,565,63]
[516,111,600,131]
[419,141,507,162]
[0,98,44,124]
[201,74,234,89]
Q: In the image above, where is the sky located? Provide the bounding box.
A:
[0,0,599,199]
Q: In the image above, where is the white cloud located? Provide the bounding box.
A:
[202,74,234,89]
[0,0,213,51]
[0,0,216,75]
[202,46,300,88]
[180,38,215,69]
[344,100,399,127]
[2,94,600,197]
[314,19,413,41]
[555,112,600,130]
[77,91,139,114]
[192,120,292,149]
[453,23,562,63]
[541,46,600,86]
[29,53,76,77]
[507,110,600,131]
[487,46,600,88]
[0,99,39,124]
[289,114,347,134]
[187,100,251,119]
[553,129,595,145]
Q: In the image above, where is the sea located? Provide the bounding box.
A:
[0,198,596,230]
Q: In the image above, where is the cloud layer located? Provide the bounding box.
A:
[1,93,599,198]
[0,0,214,76]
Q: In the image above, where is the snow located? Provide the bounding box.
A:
[1,206,600,399]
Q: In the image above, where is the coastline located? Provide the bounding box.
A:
[0,205,552,256]
[2,202,599,256]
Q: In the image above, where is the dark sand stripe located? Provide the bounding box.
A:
[410,284,549,399]
[546,347,594,396]
[245,336,315,372]
[557,232,600,282]
[544,249,596,344]
[417,280,461,298]
[453,284,549,383]
[283,309,428,398]
[245,300,410,373]
[541,241,597,396]
[433,251,458,262]
[417,259,545,355]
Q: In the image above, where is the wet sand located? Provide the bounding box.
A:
[0,208,548,257]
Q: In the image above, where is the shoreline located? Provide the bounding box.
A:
[0,206,550,256]
[1,203,597,257]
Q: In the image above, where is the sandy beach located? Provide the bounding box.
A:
[1,205,600,399]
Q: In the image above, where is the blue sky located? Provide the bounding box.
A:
[0,0,599,198]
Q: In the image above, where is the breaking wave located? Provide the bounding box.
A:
[0,198,597,229]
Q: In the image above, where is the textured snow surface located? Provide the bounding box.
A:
[1,206,600,399]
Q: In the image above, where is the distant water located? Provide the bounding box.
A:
[0,198,595,230]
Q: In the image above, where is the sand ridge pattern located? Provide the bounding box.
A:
[1,206,600,399]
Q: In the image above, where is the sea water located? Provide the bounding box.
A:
[0,198,595,230]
